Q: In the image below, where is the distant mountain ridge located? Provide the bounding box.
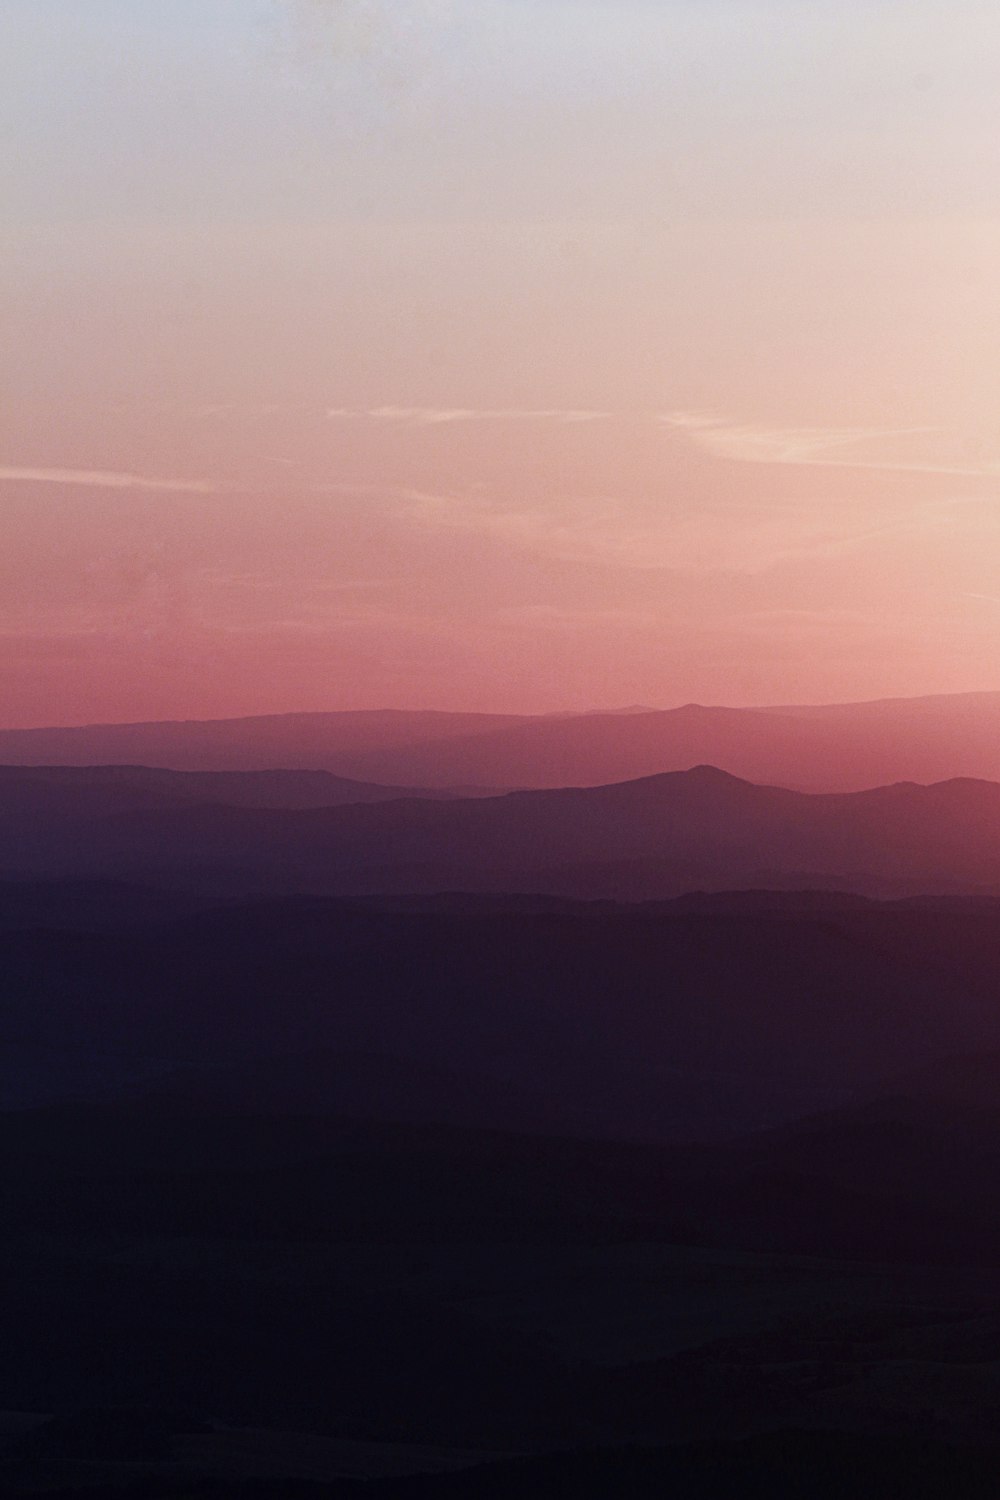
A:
[6,690,1000,790]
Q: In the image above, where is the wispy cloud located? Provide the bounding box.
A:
[0,467,220,494]
[661,413,1000,479]
[325,407,612,425]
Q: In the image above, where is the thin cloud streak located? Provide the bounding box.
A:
[0,467,220,494]
[325,407,613,425]
[661,413,1000,480]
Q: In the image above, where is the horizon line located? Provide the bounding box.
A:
[4,686,1000,735]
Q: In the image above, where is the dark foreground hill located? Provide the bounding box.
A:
[9,763,1000,899]
[7,1425,1000,1497]
[6,888,1000,1135]
[7,891,1000,1492]
[9,1071,1000,1492]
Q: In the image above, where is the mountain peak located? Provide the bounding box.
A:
[681,763,745,782]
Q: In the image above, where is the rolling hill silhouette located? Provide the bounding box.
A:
[9,762,1000,899]
[0,763,465,826]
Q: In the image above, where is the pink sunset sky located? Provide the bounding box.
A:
[3,0,1000,726]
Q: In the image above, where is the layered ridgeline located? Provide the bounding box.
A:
[5,761,1000,898]
[7,691,1000,789]
[10,764,1000,1488]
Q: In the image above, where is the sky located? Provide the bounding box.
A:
[2,0,1000,725]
